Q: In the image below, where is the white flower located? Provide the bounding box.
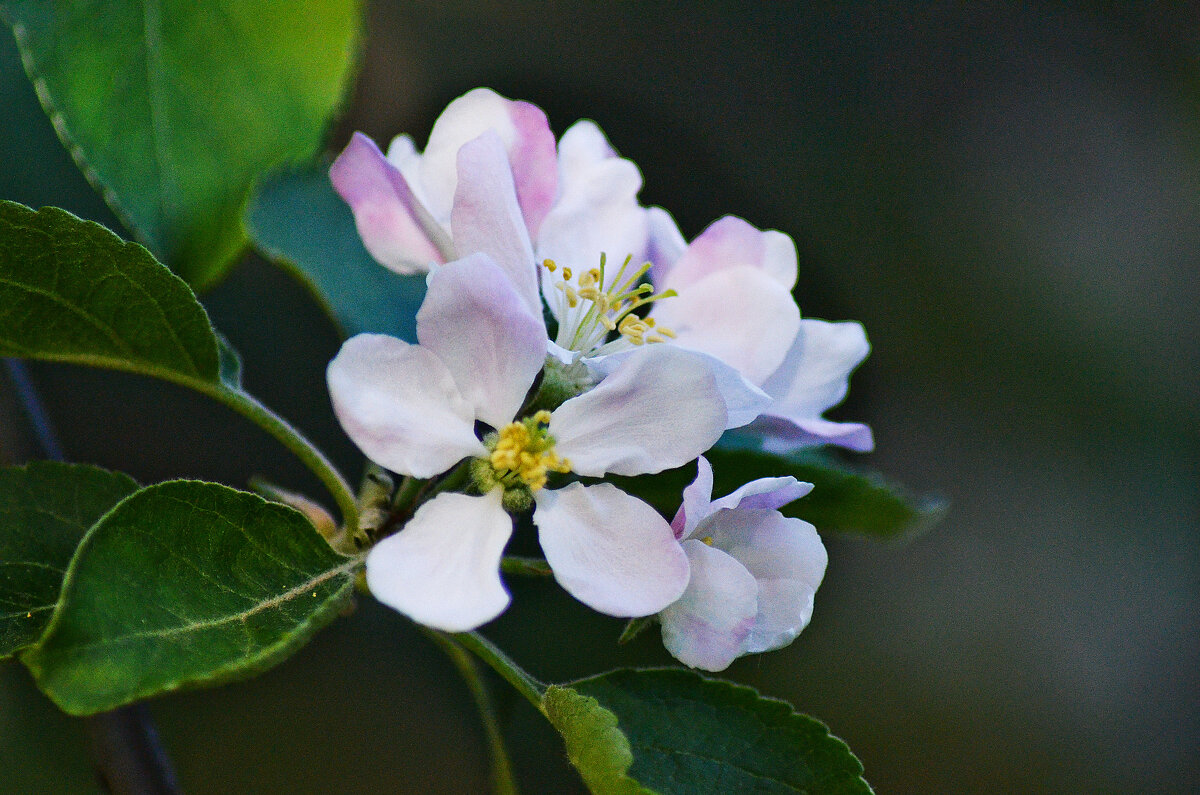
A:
[658,456,827,672]
[331,88,870,447]
[327,253,730,632]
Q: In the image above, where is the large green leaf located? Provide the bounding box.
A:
[0,462,138,659]
[612,440,945,540]
[1,1,362,287]
[544,668,871,794]
[0,200,220,384]
[22,480,359,715]
[245,163,426,341]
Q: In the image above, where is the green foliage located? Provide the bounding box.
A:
[22,480,359,715]
[1,0,362,287]
[613,440,944,540]
[0,462,138,658]
[0,201,220,383]
[245,163,426,341]
[546,668,872,795]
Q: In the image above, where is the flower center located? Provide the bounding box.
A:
[484,410,571,492]
[541,253,677,357]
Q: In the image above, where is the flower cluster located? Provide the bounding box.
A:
[327,89,870,669]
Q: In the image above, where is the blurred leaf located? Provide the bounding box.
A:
[1,1,362,287]
[22,480,358,715]
[0,462,138,659]
[245,163,426,341]
[612,439,944,540]
[544,668,872,794]
[0,200,221,384]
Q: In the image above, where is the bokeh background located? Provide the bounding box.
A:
[2,2,1197,792]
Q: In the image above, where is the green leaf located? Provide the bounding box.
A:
[0,201,220,384]
[215,331,243,389]
[612,440,945,540]
[245,163,426,341]
[21,480,358,715]
[545,669,871,795]
[0,462,138,659]
[1,1,362,287]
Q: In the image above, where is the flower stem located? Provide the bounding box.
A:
[423,630,520,795]
[454,632,547,711]
[195,383,359,537]
[500,556,554,577]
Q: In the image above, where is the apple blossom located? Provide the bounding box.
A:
[658,456,827,672]
[327,253,731,632]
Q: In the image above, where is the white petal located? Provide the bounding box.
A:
[450,132,542,319]
[326,334,485,477]
[662,216,797,292]
[536,121,649,318]
[755,319,874,452]
[585,348,769,430]
[329,133,446,273]
[534,483,689,616]
[701,509,827,653]
[651,265,801,386]
[550,346,726,477]
[366,490,512,632]
[659,540,758,671]
[671,456,715,540]
[417,253,545,428]
[709,476,813,514]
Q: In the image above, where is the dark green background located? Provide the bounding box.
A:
[2,2,1196,792]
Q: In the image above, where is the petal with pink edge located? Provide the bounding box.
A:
[701,509,827,653]
[330,132,446,273]
[534,483,689,616]
[417,88,557,238]
[326,334,485,478]
[710,476,813,514]
[671,456,716,540]
[451,133,542,318]
[659,539,759,672]
[551,346,726,477]
[417,253,546,429]
[366,490,512,632]
[754,319,874,452]
[646,205,687,286]
[662,215,797,293]
[651,265,800,386]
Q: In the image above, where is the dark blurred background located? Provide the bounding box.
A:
[2,2,1197,792]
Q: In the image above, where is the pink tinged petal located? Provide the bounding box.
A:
[418,88,556,235]
[755,319,875,452]
[506,100,558,239]
[451,132,542,318]
[330,132,446,274]
[583,348,768,430]
[550,346,726,477]
[646,205,687,286]
[417,253,546,428]
[702,509,828,654]
[658,540,759,672]
[534,483,689,616]
[671,455,716,540]
[663,216,798,293]
[710,476,813,514]
[756,416,875,454]
[326,334,485,478]
[365,490,512,632]
[651,265,801,386]
[536,121,648,310]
